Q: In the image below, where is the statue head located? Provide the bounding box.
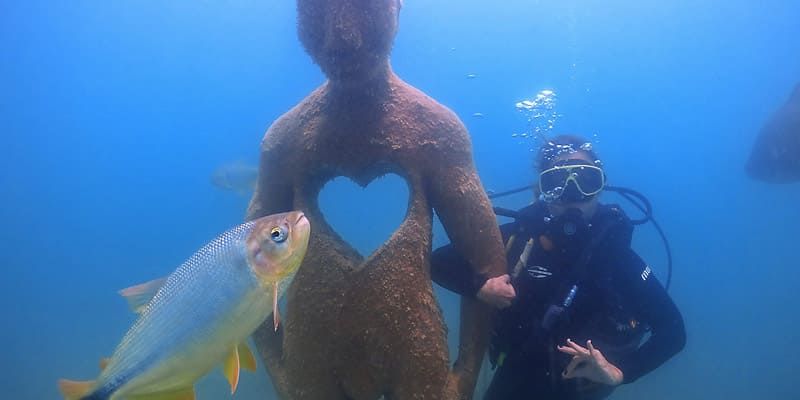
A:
[297,0,402,81]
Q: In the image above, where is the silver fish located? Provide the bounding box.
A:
[211,162,259,194]
[58,212,311,400]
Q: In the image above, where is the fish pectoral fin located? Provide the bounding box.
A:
[238,341,258,372]
[118,277,168,314]
[57,379,95,400]
[222,346,241,394]
[128,387,196,400]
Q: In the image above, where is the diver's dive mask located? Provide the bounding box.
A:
[539,159,605,203]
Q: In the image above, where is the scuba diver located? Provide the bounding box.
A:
[431,134,686,399]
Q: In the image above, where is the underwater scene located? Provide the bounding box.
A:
[2,0,800,399]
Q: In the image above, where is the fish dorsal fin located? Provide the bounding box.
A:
[99,357,111,371]
[127,387,196,400]
[57,379,95,400]
[223,346,241,394]
[119,277,168,314]
[238,341,257,372]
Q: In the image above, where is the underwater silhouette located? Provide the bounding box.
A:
[746,83,800,183]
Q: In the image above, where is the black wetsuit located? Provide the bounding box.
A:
[432,202,685,400]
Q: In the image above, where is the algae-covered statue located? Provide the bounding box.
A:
[247,0,506,398]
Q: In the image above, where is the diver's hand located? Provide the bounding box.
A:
[476,274,516,308]
[558,339,624,386]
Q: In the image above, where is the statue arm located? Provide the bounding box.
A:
[247,143,294,220]
[247,137,295,398]
[425,125,506,399]
[425,126,506,292]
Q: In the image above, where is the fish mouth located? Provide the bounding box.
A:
[290,211,311,255]
[293,212,310,232]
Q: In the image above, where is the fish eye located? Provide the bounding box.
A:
[270,226,288,243]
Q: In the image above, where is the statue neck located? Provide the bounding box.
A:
[327,62,394,101]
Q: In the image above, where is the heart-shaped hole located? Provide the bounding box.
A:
[318,174,409,258]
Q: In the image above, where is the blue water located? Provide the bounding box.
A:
[2,1,800,399]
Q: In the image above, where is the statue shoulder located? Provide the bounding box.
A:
[391,83,472,153]
[261,87,326,151]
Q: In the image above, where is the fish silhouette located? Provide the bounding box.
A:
[746,83,800,183]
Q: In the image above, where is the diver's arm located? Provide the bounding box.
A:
[431,243,488,297]
[432,224,517,308]
[613,250,686,384]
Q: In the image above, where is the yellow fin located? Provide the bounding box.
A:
[222,346,241,394]
[128,387,196,400]
[238,341,257,372]
[272,282,280,331]
[57,379,95,400]
[119,277,168,314]
[99,357,111,371]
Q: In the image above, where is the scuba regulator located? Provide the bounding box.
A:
[542,207,591,264]
[489,184,673,291]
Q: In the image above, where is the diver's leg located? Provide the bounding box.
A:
[483,365,525,400]
[483,361,554,400]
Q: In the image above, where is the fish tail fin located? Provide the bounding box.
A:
[57,379,96,400]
